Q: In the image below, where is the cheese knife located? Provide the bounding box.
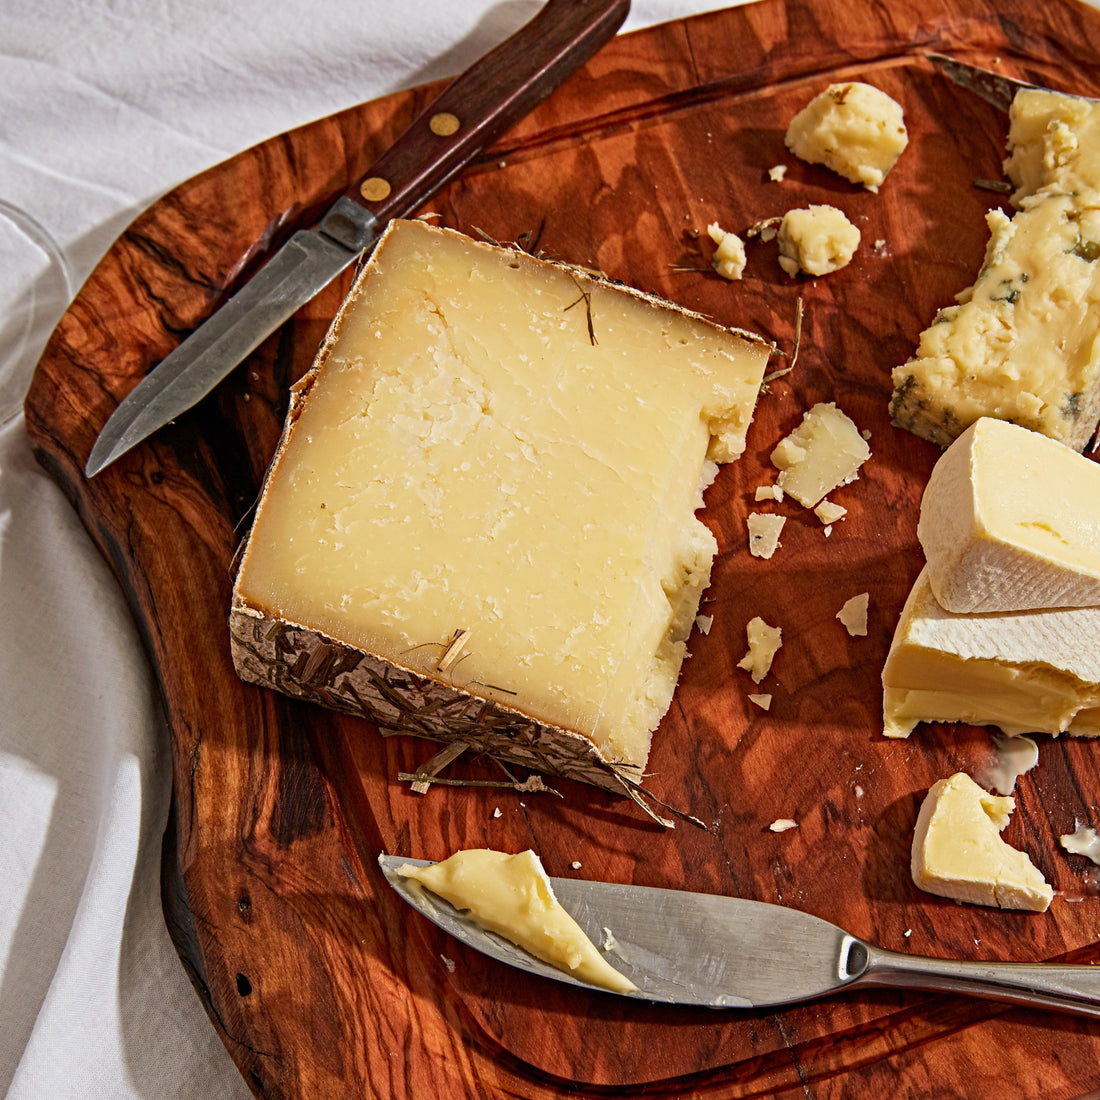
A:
[926,51,1099,111]
[379,855,1100,1018]
[85,0,630,478]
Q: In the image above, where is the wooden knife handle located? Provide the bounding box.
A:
[350,0,631,223]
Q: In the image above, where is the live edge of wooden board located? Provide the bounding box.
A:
[23,0,1100,1095]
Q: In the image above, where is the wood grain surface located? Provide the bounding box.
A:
[24,0,1100,1095]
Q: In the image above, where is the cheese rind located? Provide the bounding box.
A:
[881,566,1100,739]
[918,417,1100,612]
[229,219,772,790]
[910,772,1053,912]
[399,850,637,993]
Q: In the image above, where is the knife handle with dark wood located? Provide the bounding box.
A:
[350,0,631,225]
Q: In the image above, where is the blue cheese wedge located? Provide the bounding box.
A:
[882,566,1100,739]
[911,772,1053,912]
[891,89,1100,450]
[398,849,637,993]
[229,218,772,793]
[918,417,1100,612]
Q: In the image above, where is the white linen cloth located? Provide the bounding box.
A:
[0,1,727,1095]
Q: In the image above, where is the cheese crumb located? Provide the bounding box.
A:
[1059,823,1100,865]
[695,613,714,635]
[771,402,870,507]
[814,499,847,525]
[748,692,772,710]
[747,512,786,558]
[785,81,908,190]
[836,592,869,636]
[777,205,861,277]
[768,164,788,182]
[738,616,782,683]
[754,484,784,502]
[769,818,798,832]
[706,222,747,280]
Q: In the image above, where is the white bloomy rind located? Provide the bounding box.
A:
[918,417,1100,613]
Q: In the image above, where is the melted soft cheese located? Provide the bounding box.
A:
[911,771,1052,912]
[770,402,870,507]
[234,219,770,768]
[398,849,637,993]
[882,566,1100,739]
[918,417,1100,612]
[784,82,908,190]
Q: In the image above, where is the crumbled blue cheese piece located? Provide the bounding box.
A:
[707,222,747,280]
[778,205,861,277]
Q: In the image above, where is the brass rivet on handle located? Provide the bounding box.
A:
[429,112,461,137]
[360,177,392,202]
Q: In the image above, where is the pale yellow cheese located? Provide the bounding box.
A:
[891,88,1100,451]
[399,849,637,993]
[777,205,861,277]
[738,616,782,683]
[881,566,1100,739]
[918,417,1100,612]
[785,82,909,190]
[770,402,870,507]
[911,772,1053,911]
[231,219,772,776]
[746,512,785,558]
[707,222,747,280]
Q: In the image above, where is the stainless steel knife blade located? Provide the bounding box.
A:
[379,854,1100,1018]
[85,0,631,478]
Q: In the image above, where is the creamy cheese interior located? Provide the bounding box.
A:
[918,417,1100,612]
[234,219,770,768]
[882,566,1100,739]
[398,849,637,994]
[910,771,1052,912]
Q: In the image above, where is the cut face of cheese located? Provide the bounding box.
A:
[918,417,1100,612]
[881,566,1100,739]
[229,219,772,791]
[398,850,637,993]
[770,402,870,507]
[892,89,1100,452]
[910,772,1053,912]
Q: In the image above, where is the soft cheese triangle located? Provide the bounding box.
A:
[918,417,1100,612]
[882,566,1100,739]
[399,849,637,994]
[911,772,1053,912]
[230,219,772,792]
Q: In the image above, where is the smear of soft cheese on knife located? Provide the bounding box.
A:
[911,772,1053,912]
[229,219,772,790]
[882,566,1100,739]
[918,417,1100,612]
[399,850,637,993]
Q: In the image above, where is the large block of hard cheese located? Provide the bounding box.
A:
[230,219,771,793]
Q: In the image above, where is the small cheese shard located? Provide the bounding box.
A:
[918,417,1100,612]
[980,733,1039,796]
[836,592,869,636]
[777,205,861,277]
[814,499,847,525]
[769,818,798,832]
[707,222,747,280]
[1059,823,1100,865]
[785,82,909,190]
[881,566,1100,739]
[398,850,637,993]
[770,402,870,507]
[738,616,782,683]
[747,512,786,559]
[748,692,772,710]
[891,89,1100,451]
[911,772,1053,912]
[229,219,772,791]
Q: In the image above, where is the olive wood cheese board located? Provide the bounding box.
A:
[23,0,1100,1095]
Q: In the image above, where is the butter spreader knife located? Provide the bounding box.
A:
[380,855,1100,1018]
[85,0,630,478]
